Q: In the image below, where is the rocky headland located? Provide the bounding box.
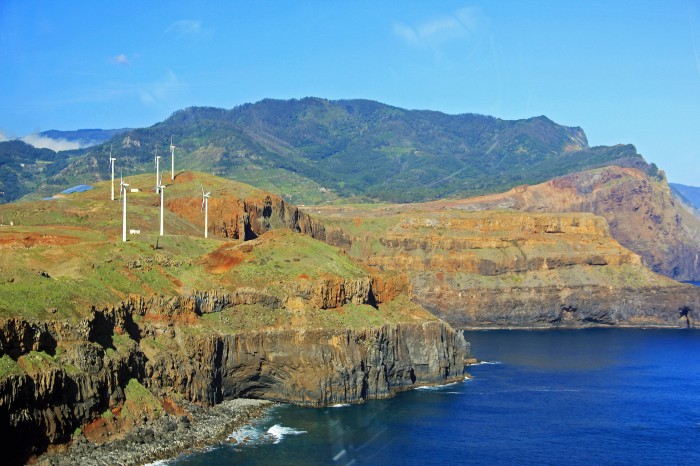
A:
[0,173,467,464]
[2,166,699,464]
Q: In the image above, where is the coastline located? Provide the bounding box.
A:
[32,374,472,466]
[459,324,695,331]
[35,399,273,466]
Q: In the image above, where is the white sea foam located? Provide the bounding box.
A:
[144,461,170,466]
[228,424,266,444]
[267,424,307,444]
[415,381,459,391]
[473,360,501,365]
[332,403,351,408]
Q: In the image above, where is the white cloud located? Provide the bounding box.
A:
[166,20,203,35]
[393,7,485,49]
[0,129,9,142]
[21,134,83,152]
[111,53,130,66]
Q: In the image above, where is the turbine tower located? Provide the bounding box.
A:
[108,145,116,201]
[120,172,129,242]
[170,136,175,181]
[201,185,211,238]
[159,174,166,236]
[154,147,161,193]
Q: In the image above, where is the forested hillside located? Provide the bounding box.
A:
[23,98,655,204]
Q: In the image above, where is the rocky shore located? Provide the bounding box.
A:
[36,398,272,466]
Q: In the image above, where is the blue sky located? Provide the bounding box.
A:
[1,1,699,185]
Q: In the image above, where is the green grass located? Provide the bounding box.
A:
[101,409,115,421]
[0,355,22,378]
[0,170,435,338]
[18,351,58,373]
[197,295,435,334]
[120,379,163,423]
[230,230,367,287]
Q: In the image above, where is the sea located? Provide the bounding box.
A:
[165,326,700,465]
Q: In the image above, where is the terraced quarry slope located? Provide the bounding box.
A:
[0,172,466,463]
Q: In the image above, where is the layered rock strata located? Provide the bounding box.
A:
[306,208,700,329]
[424,166,700,281]
[0,294,466,463]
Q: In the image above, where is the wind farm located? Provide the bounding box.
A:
[0,166,342,323]
[104,138,214,241]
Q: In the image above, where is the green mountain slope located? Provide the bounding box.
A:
[0,140,71,204]
[31,98,652,204]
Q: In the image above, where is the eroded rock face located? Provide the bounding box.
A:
[0,297,467,463]
[306,206,700,330]
[145,322,466,407]
[431,167,700,281]
[418,280,699,328]
[167,190,348,245]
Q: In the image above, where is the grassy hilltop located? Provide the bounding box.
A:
[0,171,431,328]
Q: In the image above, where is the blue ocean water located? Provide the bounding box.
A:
[171,328,700,465]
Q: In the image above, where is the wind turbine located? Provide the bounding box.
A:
[120,171,129,242]
[170,136,175,181]
[108,145,116,201]
[159,174,166,236]
[154,146,161,193]
[201,185,211,238]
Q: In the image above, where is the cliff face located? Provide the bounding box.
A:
[430,167,700,281]
[224,181,700,329]
[0,297,467,463]
[147,322,464,407]
[419,279,698,329]
[306,207,700,330]
[166,189,339,244]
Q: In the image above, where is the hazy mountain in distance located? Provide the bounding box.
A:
[24,128,132,151]
[670,183,700,210]
[0,140,69,203]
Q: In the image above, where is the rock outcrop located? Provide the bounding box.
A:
[146,321,465,406]
[428,166,700,281]
[0,303,462,465]
[0,297,467,464]
[0,174,468,464]
[307,207,700,330]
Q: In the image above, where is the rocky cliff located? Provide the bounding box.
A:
[0,173,467,463]
[307,207,700,330]
[424,166,700,281]
[0,298,466,463]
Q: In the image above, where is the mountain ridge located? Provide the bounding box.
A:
[13,97,653,205]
